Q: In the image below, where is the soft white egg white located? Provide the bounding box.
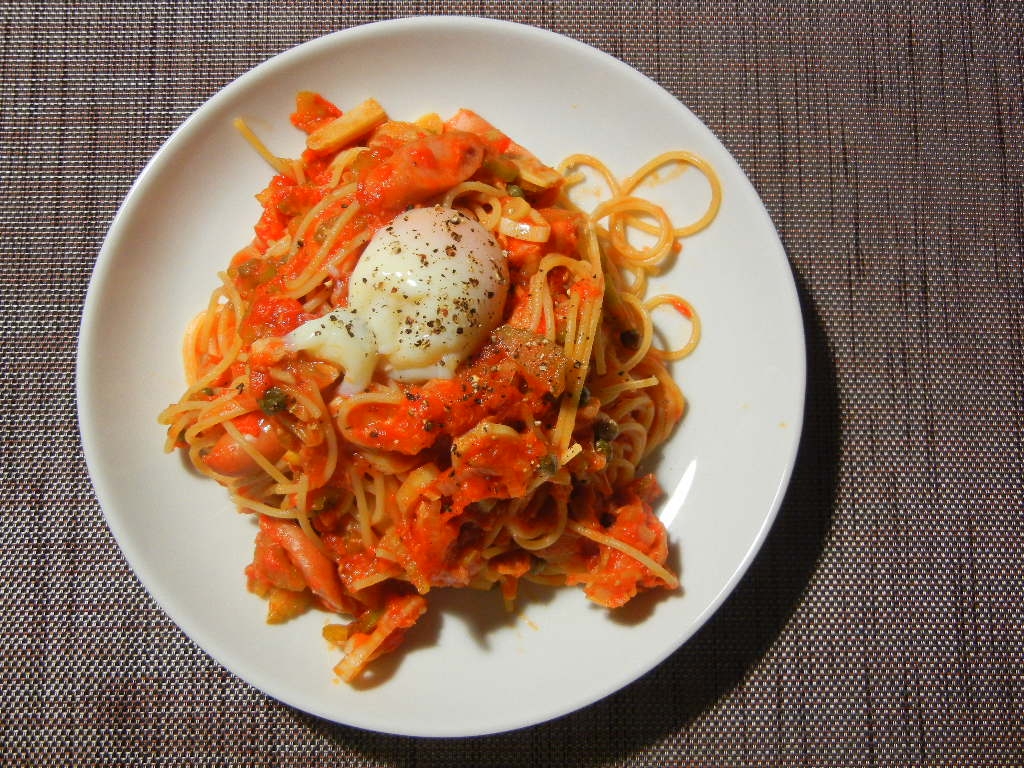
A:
[286,205,509,392]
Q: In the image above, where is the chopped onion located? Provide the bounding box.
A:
[498,203,551,243]
[499,217,550,242]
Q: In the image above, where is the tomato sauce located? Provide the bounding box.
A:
[344,346,557,456]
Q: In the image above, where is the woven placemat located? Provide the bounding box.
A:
[3,1,1022,765]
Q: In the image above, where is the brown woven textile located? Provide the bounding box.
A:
[3,0,1022,764]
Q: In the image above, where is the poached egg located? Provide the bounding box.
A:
[287,205,509,393]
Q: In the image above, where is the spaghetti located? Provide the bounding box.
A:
[159,92,721,683]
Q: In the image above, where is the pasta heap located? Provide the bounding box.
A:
[159,93,721,682]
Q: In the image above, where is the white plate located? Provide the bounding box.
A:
[78,17,805,737]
